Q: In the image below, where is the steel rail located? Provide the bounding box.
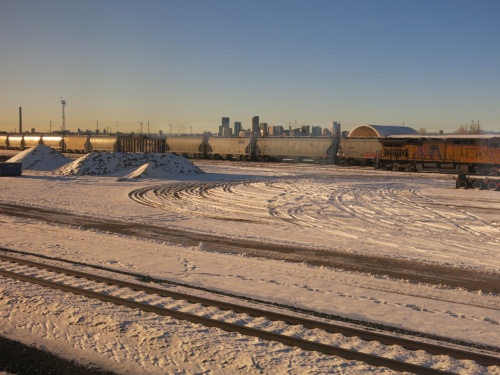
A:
[1,253,499,368]
[0,267,453,375]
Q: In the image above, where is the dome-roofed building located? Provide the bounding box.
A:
[348,124,418,138]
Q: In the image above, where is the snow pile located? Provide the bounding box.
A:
[7,144,72,171]
[54,152,204,178]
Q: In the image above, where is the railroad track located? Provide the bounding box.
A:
[1,253,499,374]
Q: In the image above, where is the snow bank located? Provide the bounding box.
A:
[54,152,204,178]
[7,145,72,171]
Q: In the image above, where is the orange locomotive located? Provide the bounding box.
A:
[377,135,500,174]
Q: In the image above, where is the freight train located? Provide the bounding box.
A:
[0,132,498,176]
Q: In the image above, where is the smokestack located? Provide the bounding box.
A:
[19,107,22,134]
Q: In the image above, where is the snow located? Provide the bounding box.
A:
[54,151,205,177]
[7,144,72,171]
[0,146,499,374]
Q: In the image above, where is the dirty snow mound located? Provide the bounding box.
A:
[54,152,204,178]
[7,144,72,171]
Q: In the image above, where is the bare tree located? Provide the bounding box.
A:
[455,121,480,134]
[419,127,427,134]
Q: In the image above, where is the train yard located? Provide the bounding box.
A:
[0,155,499,373]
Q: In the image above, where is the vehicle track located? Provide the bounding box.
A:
[129,179,500,239]
[1,254,499,374]
[128,178,500,265]
[1,201,500,294]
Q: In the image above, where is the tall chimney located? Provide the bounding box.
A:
[19,107,22,134]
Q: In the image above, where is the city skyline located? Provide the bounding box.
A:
[1,0,499,134]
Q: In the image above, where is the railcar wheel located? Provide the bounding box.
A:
[487,180,499,191]
[471,180,484,190]
[456,179,469,189]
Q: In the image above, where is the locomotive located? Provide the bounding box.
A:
[375,134,500,174]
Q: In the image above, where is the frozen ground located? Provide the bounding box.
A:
[0,148,499,374]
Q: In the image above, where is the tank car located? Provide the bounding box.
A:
[0,135,10,149]
[6,135,25,150]
[41,135,64,151]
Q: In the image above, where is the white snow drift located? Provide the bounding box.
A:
[7,144,71,171]
[6,145,205,178]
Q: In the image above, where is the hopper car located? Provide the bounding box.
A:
[165,136,206,158]
[207,137,255,160]
[256,137,337,163]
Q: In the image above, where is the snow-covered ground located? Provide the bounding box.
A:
[0,147,499,374]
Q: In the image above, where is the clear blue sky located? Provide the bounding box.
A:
[1,0,499,134]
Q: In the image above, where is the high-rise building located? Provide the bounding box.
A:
[219,126,232,137]
[330,121,341,136]
[251,116,260,136]
[259,123,268,137]
[219,117,230,137]
[311,126,322,136]
[234,121,242,136]
[269,125,284,136]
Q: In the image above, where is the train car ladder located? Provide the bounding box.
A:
[373,151,380,168]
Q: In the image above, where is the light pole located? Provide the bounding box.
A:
[61,98,67,134]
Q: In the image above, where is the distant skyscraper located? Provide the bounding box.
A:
[330,121,341,136]
[234,121,242,136]
[269,125,284,136]
[311,126,322,136]
[219,117,230,136]
[259,123,268,136]
[219,126,232,137]
[251,116,260,136]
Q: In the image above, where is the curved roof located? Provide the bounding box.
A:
[348,125,418,138]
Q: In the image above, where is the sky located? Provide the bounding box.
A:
[1,0,499,134]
